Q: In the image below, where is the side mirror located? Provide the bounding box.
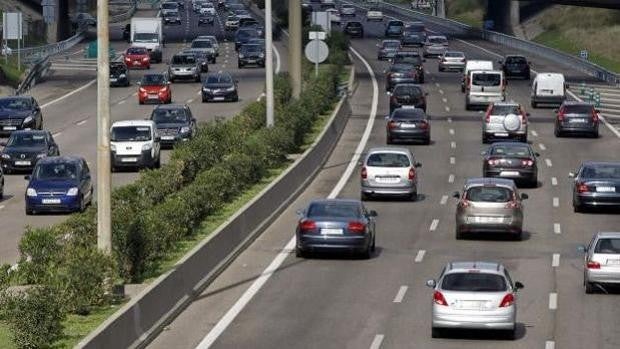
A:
[425,279,436,288]
[452,191,460,199]
[480,150,487,156]
[514,281,524,290]
[595,109,601,114]
[577,245,587,253]
[24,175,31,180]
[414,162,422,168]
[534,152,540,157]
[384,115,390,120]
[368,210,378,217]
[167,81,171,85]
[568,172,575,178]
[520,193,529,200]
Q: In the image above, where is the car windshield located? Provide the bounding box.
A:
[490,145,531,157]
[366,153,411,167]
[394,55,422,65]
[473,73,501,86]
[390,64,413,72]
[242,45,261,53]
[388,21,403,27]
[127,47,147,55]
[491,105,520,115]
[347,22,362,28]
[466,186,513,202]
[163,11,178,17]
[445,52,464,58]
[206,74,232,84]
[111,126,152,142]
[581,165,620,179]
[7,133,46,147]
[441,273,507,292]
[429,37,447,44]
[506,56,526,64]
[172,55,196,64]
[369,7,380,11]
[227,15,238,21]
[307,202,361,218]
[407,24,425,32]
[33,162,79,181]
[237,30,258,39]
[0,98,31,110]
[141,75,165,85]
[564,105,594,114]
[383,41,400,48]
[192,40,212,48]
[110,64,126,74]
[394,85,422,97]
[152,108,189,123]
[134,33,158,43]
[392,109,424,120]
[595,239,620,254]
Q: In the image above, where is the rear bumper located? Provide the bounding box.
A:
[586,269,620,284]
[238,58,265,66]
[439,62,465,70]
[388,128,430,140]
[575,193,620,207]
[467,94,505,106]
[484,168,536,181]
[361,183,416,196]
[532,95,564,105]
[557,122,598,134]
[432,309,515,330]
[296,234,370,252]
[456,218,522,234]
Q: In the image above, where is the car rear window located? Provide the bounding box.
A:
[491,105,520,115]
[392,109,424,120]
[465,186,513,202]
[388,21,403,26]
[393,85,423,97]
[563,105,594,114]
[506,56,526,64]
[383,41,400,48]
[127,47,147,55]
[390,64,413,72]
[428,37,447,44]
[307,202,361,218]
[192,40,213,48]
[490,145,531,157]
[172,55,196,64]
[472,73,501,86]
[366,153,411,167]
[581,165,620,179]
[444,52,464,58]
[441,273,507,292]
[595,239,620,254]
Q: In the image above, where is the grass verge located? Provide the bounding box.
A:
[0,58,24,87]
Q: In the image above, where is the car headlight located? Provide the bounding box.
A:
[180,126,191,133]
[190,67,197,72]
[159,87,168,92]
[142,143,152,151]
[36,153,47,159]
[202,87,211,92]
[1,153,10,159]
[26,188,37,197]
[66,187,79,196]
[226,86,235,91]
[110,144,116,152]
[22,116,34,125]
[239,54,245,58]
[259,53,265,58]
[119,73,126,78]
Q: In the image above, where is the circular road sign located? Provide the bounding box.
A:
[304,39,329,64]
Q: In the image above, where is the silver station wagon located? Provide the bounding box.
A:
[360,147,421,201]
[581,232,620,293]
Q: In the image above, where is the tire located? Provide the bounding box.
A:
[574,202,583,213]
[431,327,442,338]
[78,195,86,213]
[202,96,208,103]
[422,136,430,145]
[139,99,144,105]
[155,155,161,168]
[592,131,599,138]
[371,235,376,252]
[531,101,537,108]
[513,230,523,241]
[233,95,239,102]
[554,128,561,137]
[361,244,372,259]
[195,75,201,83]
[238,63,243,69]
[386,135,393,144]
[585,280,595,294]
[529,176,538,188]
[482,133,488,144]
[25,206,34,215]
[409,192,417,201]
[361,192,370,201]
[503,328,516,340]
[295,247,306,258]
[465,102,471,111]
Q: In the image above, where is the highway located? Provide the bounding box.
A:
[146,5,620,349]
[0,3,286,264]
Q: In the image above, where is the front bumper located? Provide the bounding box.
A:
[532,95,564,105]
[139,91,170,104]
[202,89,238,102]
[238,57,265,66]
[159,133,190,146]
[1,157,40,172]
[346,30,363,37]
[111,150,155,168]
[388,128,430,141]
[26,195,81,213]
[296,233,370,253]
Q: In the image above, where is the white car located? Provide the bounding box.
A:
[340,4,356,17]
[366,7,383,21]
[225,15,240,30]
[192,0,207,12]
[326,8,341,25]
[200,3,216,16]
[110,120,161,171]
[196,35,219,56]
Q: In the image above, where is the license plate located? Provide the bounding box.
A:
[321,228,343,235]
[494,132,509,137]
[376,177,399,183]
[14,160,31,166]
[400,123,417,128]
[3,126,16,131]
[500,171,520,177]
[470,216,503,224]
[569,118,587,123]
[110,78,118,82]
[42,198,61,204]
[161,136,175,140]
[596,186,616,193]
[148,94,159,99]
[121,157,138,163]
[606,259,620,265]
[213,97,225,101]
[133,61,141,65]
[457,300,486,309]
[246,59,256,63]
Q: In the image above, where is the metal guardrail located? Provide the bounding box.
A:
[110,0,138,22]
[347,0,620,85]
[16,26,87,63]
[14,55,51,95]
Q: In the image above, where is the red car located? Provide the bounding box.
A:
[138,74,172,104]
[124,47,151,69]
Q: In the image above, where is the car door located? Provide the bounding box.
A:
[186,107,197,135]
[81,160,93,200]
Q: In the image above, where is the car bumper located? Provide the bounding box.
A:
[239,58,265,66]
[346,31,363,37]
[557,123,598,134]
[296,234,370,253]
[202,90,238,101]
[388,128,430,140]
[432,309,516,330]
[532,95,564,105]
[586,269,620,284]
[575,193,620,207]
[378,51,396,59]
[139,92,169,103]
[159,134,190,146]
[1,158,39,172]
[484,168,536,180]
[467,94,505,106]
[26,195,81,213]
[361,183,416,196]
[111,151,155,168]
[110,77,129,86]
[170,71,199,79]
[457,219,522,234]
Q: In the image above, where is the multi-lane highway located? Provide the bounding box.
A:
[0,2,285,264]
[146,4,620,349]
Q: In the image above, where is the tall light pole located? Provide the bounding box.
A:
[288,0,302,98]
[265,0,274,127]
[96,0,112,253]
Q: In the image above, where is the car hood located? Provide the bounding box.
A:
[141,85,167,92]
[0,109,32,118]
[4,146,46,155]
[156,122,187,129]
[29,179,78,191]
[203,83,234,89]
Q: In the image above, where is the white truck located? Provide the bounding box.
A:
[130,17,164,63]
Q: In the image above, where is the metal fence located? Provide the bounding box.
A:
[15,26,87,64]
[14,55,51,95]
[347,0,620,85]
[110,0,138,22]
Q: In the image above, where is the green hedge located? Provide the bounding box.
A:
[0,31,348,349]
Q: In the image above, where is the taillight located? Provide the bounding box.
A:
[418,121,429,129]
[576,182,589,193]
[487,158,500,166]
[521,159,534,167]
[347,221,366,233]
[557,108,566,121]
[587,260,601,269]
[484,107,492,122]
[125,57,131,61]
[408,167,416,180]
[361,166,367,179]
[499,293,515,307]
[505,200,520,209]
[458,199,470,208]
[592,109,599,122]
[433,291,448,306]
[298,219,316,232]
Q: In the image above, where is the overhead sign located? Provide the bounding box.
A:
[2,12,23,40]
[309,31,326,41]
[304,39,329,64]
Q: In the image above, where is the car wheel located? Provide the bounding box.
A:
[238,63,243,69]
[585,280,595,294]
[25,206,34,215]
[233,95,239,102]
[482,133,488,144]
[531,101,537,108]
[422,136,430,145]
[419,77,424,84]
[529,176,538,188]
[169,77,175,83]
[455,230,463,240]
[386,135,393,144]
[361,244,372,259]
[371,235,376,252]
[431,327,442,338]
[155,156,161,168]
[503,328,516,340]
[573,202,583,213]
[202,96,208,103]
[361,192,370,201]
[554,128,561,137]
[461,85,466,93]
[295,247,306,258]
[513,230,523,241]
[409,192,417,201]
[139,99,144,105]
[79,195,86,213]
[592,131,599,138]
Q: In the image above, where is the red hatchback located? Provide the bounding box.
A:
[124,47,151,69]
[138,74,172,104]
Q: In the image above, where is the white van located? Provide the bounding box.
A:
[110,120,161,171]
[461,60,494,92]
[530,73,566,108]
[465,70,506,110]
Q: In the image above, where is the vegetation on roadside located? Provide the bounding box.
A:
[445,0,486,27]
[0,28,351,348]
[0,58,25,88]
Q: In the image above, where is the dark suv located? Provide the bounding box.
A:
[238,44,265,68]
[201,72,239,102]
[110,62,130,87]
[343,21,364,38]
[393,51,425,83]
[0,130,59,173]
[499,55,531,80]
[389,83,427,113]
[0,96,43,136]
[150,104,196,146]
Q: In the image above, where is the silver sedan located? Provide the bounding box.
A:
[581,232,620,293]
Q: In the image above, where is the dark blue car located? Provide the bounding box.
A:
[25,156,93,215]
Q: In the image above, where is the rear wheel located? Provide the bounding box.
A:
[502,328,516,340]
[371,235,376,252]
[592,131,599,138]
[361,244,372,259]
[481,133,489,144]
[554,127,562,137]
[295,247,306,258]
[361,192,370,201]
[25,207,34,215]
[513,230,523,241]
[585,280,595,294]
[386,135,393,144]
[422,136,430,145]
[455,230,463,240]
[409,192,418,201]
[531,101,537,108]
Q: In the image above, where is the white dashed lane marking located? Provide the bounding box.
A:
[554,223,561,234]
[450,141,456,149]
[545,158,553,167]
[448,174,455,183]
[438,89,444,95]
[531,130,538,137]
[369,335,385,349]
[429,219,439,231]
[393,286,408,303]
[414,250,426,262]
[449,128,455,135]
[545,341,555,349]
[552,253,560,267]
[551,177,558,186]
[76,119,88,126]
[445,106,450,112]
[553,197,559,207]
[442,98,447,103]
[440,195,448,205]
[449,157,455,165]
[549,293,558,310]
[447,117,452,123]
[118,100,126,105]
[539,143,546,151]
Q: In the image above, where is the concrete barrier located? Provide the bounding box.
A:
[77,68,355,349]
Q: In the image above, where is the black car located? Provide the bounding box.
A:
[110,62,130,87]
[182,49,209,72]
[150,104,196,146]
[393,51,425,83]
[0,96,43,136]
[385,64,421,91]
[482,142,539,187]
[295,199,377,258]
[385,20,404,37]
[238,44,265,68]
[198,13,215,25]
[554,101,600,138]
[499,55,531,80]
[343,21,364,38]
[0,130,59,174]
[385,107,431,145]
[201,72,239,102]
[571,161,620,212]
[389,83,427,113]
[235,28,259,51]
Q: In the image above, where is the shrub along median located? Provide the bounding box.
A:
[0,30,351,349]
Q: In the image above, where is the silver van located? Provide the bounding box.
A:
[466,70,506,110]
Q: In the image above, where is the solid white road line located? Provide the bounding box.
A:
[414,250,426,263]
[429,219,439,232]
[450,141,456,149]
[539,143,546,151]
[393,286,408,303]
[545,158,553,167]
[551,177,558,186]
[554,223,561,234]
[553,197,559,207]
[52,132,62,137]
[76,119,88,126]
[435,82,440,87]
[549,293,558,310]
[440,195,448,205]
[40,79,96,109]
[449,157,455,165]
[448,174,455,183]
[194,46,379,349]
[186,99,193,104]
[369,334,385,349]
[552,253,560,267]
[442,97,447,103]
[545,341,556,349]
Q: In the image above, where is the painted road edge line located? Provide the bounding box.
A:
[370,334,385,349]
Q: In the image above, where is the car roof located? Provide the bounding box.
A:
[562,101,593,106]
[594,232,620,238]
[535,72,564,80]
[464,177,516,187]
[444,261,505,275]
[366,147,413,156]
[38,155,83,165]
[581,161,620,167]
[112,120,154,127]
[153,104,187,110]
[0,95,30,101]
